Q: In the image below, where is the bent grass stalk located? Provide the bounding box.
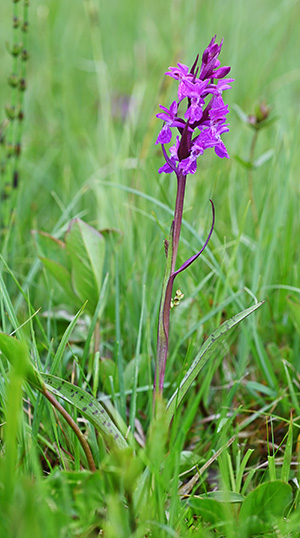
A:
[42,388,96,472]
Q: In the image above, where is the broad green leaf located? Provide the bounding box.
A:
[40,257,77,303]
[0,333,44,390]
[179,450,203,471]
[187,498,227,526]
[41,373,127,449]
[65,219,105,313]
[166,302,264,423]
[239,480,292,537]
[32,230,70,268]
[188,492,244,530]
[46,469,105,517]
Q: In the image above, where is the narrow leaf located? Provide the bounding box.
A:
[50,303,87,375]
[129,284,146,433]
[281,417,293,482]
[166,302,264,423]
[268,455,276,481]
[232,104,249,124]
[41,373,127,449]
[234,155,253,169]
[287,295,300,335]
[81,272,110,375]
[191,490,245,503]
[0,272,19,332]
[253,149,274,168]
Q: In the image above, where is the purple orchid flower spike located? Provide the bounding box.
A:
[154,37,233,406]
[155,37,233,176]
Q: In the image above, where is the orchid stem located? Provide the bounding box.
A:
[154,172,187,405]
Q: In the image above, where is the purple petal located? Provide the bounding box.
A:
[158,162,174,173]
[213,66,231,79]
[215,140,229,158]
[156,125,172,144]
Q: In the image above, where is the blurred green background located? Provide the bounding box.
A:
[1,2,300,536]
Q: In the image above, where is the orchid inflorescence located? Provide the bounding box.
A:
[156,36,234,176]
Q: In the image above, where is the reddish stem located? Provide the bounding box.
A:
[43,388,96,472]
[154,172,187,399]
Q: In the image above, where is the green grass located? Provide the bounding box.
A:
[1,0,300,536]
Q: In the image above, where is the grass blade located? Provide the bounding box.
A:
[129,284,146,434]
[50,302,87,375]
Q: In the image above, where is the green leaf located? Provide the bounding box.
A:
[166,302,264,423]
[65,219,105,313]
[40,257,77,303]
[268,455,276,481]
[287,295,300,335]
[239,480,292,537]
[80,272,110,375]
[232,103,249,124]
[0,271,19,332]
[281,417,293,482]
[187,498,227,526]
[204,491,245,503]
[187,492,245,529]
[50,303,87,375]
[41,373,127,449]
[233,154,253,169]
[253,149,274,168]
[32,230,70,268]
[0,333,44,390]
[246,380,276,398]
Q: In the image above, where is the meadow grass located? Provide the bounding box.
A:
[1,0,300,536]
